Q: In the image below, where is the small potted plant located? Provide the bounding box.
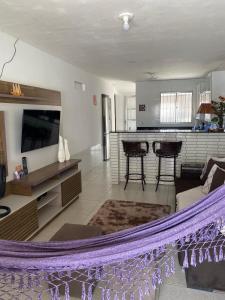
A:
[211,96,225,131]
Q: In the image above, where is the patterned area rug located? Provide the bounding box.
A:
[88,199,171,234]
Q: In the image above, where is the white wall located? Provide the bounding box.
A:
[136,78,209,127]
[0,31,115,180]
[115,94,125,130]
[211,71,225,100]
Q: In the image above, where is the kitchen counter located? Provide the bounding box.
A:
[110,131,225,185]
[111,130,225,133]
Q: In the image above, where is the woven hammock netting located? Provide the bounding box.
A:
[1,185,225,300]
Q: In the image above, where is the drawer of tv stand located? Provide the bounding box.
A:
[61,171,82,206]
[0,200,38,240]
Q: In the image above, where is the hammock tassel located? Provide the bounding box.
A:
[182,250,189,269]
[180,237,185,246]
[143,253,149,267]
[122,291,126,300]
[129,292,135,300]
[219,245,224,261]
[106,288,111,300]
[144,280,151,295]
[87,268,93,280]
[190,249,196,267]
[155,247,160,258]
[185,234,190,243]
[138,287,144,300]
[170,256,175,274]
[199,248,204,264]
[54,286,60,300]
[151,272,157,290]
[95,267,101,280]
[64,282,70,300]
[82,282,86,300]
[34,274,41,288]
[156,267,162,285]
[101,288,105,300]
[87,284,93,300]
[67,269,72,278]
[114,293,119,300]
[27,273,33,288]
[165,262,170,277]
[192,233,197,242]
[213,246,219,262]
[204,248,212,262]
[19,274,24,290]
[149,251,154,263]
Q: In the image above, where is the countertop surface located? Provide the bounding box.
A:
[111,130,225,133]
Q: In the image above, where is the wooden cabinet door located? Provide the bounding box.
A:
[0,201,38,240]
[61,171,81,206]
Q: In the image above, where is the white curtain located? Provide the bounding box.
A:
[160,92,192,123]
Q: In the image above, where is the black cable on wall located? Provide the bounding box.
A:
[0,38,19,80]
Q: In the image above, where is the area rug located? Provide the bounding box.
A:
[88,199,171,234]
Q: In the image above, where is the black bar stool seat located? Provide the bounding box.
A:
[122,140,149,191]
[152,141,182,191]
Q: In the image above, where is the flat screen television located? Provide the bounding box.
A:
[21,109,61,153]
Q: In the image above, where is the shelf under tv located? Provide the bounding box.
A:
[37,191,58,210]
[11,159,81,196]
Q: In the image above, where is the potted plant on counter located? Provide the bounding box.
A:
[211,96,225,131]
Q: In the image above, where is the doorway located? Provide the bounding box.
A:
[102,94,112,161]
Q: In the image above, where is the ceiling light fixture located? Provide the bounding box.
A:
[119,12,134,31]
[144,72,157,80]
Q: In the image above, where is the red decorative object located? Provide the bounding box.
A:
[93,95,97,106]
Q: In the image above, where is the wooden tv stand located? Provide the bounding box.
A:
[11,159,81,196]
[0,159,82,240]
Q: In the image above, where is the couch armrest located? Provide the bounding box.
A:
[175,178,202,194]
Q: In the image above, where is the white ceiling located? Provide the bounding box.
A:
[0,0,225,82]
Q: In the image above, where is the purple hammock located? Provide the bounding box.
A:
[1,185,225,299]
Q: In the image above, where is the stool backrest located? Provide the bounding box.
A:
[152,141,182,156]
[122,140,149,155]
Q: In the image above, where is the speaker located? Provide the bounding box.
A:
[0,165,6,199]
[22,157,28,175]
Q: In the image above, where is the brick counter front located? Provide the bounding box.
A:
[110,132,225,184]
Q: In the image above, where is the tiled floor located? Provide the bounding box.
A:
[33,158,225,300]
[33,161,174,242]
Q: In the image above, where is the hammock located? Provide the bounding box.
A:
[1,185,225,299]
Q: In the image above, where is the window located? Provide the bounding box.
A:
[199,90,211,104]
[126,96,136,131]
[160,92,192,123]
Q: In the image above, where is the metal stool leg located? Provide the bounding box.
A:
[155,156,161,192]
[124,155,129,190]
[141,156,145,191]
[174,155,176,180]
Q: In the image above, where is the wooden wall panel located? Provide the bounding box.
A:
[0,111,8,174]
[0,80,61,106]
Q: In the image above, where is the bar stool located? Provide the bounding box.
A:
[122,140,149,191]
[152,141,182,192]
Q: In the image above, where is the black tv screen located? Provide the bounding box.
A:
[21,109,61,153]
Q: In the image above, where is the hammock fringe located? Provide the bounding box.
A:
[1,186,225,299]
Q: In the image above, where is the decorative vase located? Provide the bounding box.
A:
[58,135,65,163]
[64,138,70,161]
